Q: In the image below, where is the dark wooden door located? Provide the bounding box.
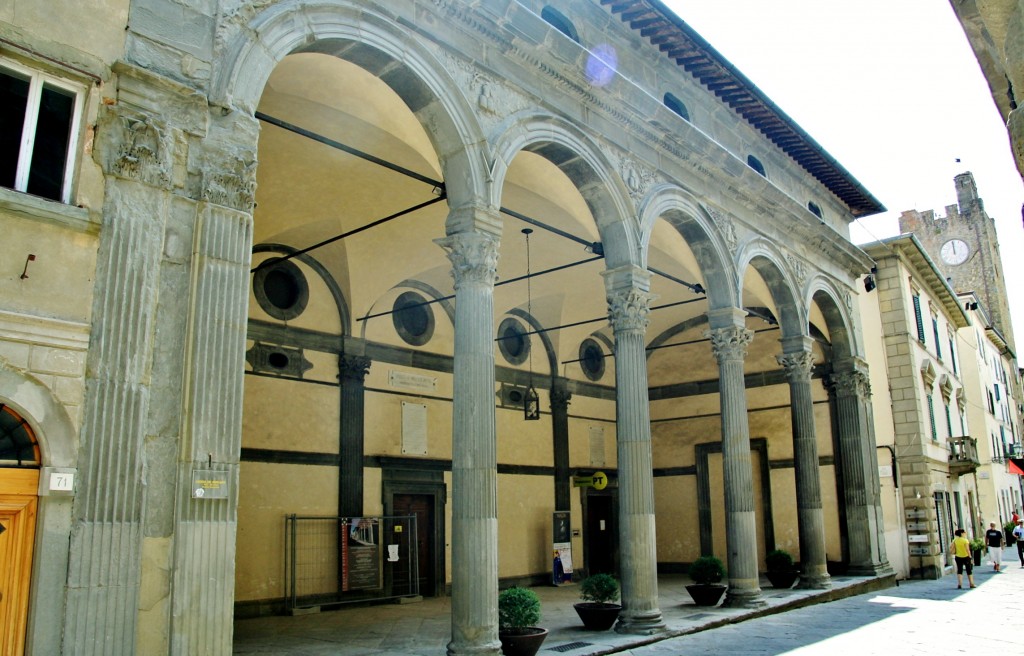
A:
[585,493,616,575]
[393,493,435,596]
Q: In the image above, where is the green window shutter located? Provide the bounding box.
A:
[933,318,942,359]
[913,294,925,343]
[927,394,937,441]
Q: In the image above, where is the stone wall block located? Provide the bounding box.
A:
[28,345,85,377]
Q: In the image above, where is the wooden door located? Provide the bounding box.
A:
[0,468,39,656]
[392,494,435,597]
[585,493,616,575]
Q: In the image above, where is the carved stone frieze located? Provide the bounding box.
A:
[437,52,530,132]
[618,156,656,204]
[607,287,652,334]
[786,252,807,288]
[706,326,754,362]
[436,232,500,289]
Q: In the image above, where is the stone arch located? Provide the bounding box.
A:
[0,366,77,468]
[638,184,736,309]
[735,239,805,340]
[489,111,640,269]
[211,0,490,218]
[807,276,859,363]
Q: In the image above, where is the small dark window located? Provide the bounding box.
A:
[807,202,822,219]
[663,93,690,122]
[392,291,435,346]
[579,338,606,381]
[541,6,579,43]
[267,352,290,369]
[747,155,766,177]
[0,404,39,466]
[497,317,530,365]
[1,62,80,202]
[253,258,309,321]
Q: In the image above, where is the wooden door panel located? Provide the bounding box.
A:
[0,489,38,656]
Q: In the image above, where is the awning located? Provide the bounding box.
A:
[1009,458,1024,475]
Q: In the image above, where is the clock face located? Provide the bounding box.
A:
[940,239,970,265]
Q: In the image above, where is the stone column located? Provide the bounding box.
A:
[339,354,372,518]
[828,362,892,576]
[550,380,572,512]
[437,230,502,656]
[603,266,664,635]
[706,308,764,608]
[776,338,830,589]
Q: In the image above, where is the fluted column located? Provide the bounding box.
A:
[339,355,372,518]
[707,309,764,608]
[550,380,572,512]
[604,266,664,635]
[828,363,892,576]
[437,230,502,656]
[777,338,830,589]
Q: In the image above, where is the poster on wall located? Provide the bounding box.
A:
[552,511,573,585]
[341,518,382,591]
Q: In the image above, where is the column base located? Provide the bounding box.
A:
[614,610,666,635]
[797,572,832,590]
[723,587,767,609]
[446,639,502,656]
[846,561,894,577]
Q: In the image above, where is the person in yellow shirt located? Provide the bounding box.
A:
[949,528,976,589]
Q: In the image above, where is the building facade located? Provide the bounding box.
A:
[0,1,893,654]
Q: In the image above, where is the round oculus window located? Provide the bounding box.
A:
[497,317,530,365]
[253,258,308,321]
[579,338,606,381]
[392,291,435,346]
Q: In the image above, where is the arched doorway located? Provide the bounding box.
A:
[0,403,40,655]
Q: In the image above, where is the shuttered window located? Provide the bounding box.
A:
[912,294,925,343]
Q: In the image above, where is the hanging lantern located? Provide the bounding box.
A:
[524,384,540,421]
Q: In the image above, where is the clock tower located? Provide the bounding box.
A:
[898,171,1016,352]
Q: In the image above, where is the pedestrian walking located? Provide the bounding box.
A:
[1014,519,1024,567]
[949,528,976,588]
[985,521,1005,571]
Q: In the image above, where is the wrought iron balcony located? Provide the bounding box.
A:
[947,436,981,474]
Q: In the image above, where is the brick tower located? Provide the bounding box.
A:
[899,172,1016,352]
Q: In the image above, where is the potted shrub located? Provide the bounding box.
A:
[969,537,985,566]
[685,555,727,606]
[573,573,621,631]
[765,548,800,589]
[497,587,547,656]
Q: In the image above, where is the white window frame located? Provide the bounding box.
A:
[1,57,84,204]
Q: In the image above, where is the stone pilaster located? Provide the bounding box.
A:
[339,355,372,518]
[706,309,764,608]
[827,364,892,576]
[436,230,502,656]
[777,340,830,589]
[603,266,664,635]
[550,380,572,512]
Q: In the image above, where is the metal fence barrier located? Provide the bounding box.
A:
[285,514,419,611]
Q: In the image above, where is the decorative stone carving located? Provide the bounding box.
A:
[607,288,652,334]
[102,112,172,188]
[706,325,754,362]
[777,351,815,382]
[549,387,572,411]
[435,232,500,288]
[339,354,372,383]
[786,252,807,288]
[705,206,738,252]
[920,359,937,388]
[619,156,656,204]
[203,155,257,211]
[828,370,872,398]
[844,289,854,316]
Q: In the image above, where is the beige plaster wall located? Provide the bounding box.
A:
[241,375,339,454]
[653,475,699,561]
[235,462,339,602]
[497,473,555,578]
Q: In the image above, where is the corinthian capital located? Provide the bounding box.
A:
[607,288,652,334]
[435,232,499,289]
[338,355,372,383]
[777,351,815,382]
[827,370,871,398]
[706,326,754,362]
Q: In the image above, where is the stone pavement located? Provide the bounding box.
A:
[232,547,1023,655]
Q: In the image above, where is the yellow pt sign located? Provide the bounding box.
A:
[572,471,608,490]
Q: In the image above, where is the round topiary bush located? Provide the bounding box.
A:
[579,573,620,605]
[498,587,541,631]
[688,555,725,585]
[765,548,795,572]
